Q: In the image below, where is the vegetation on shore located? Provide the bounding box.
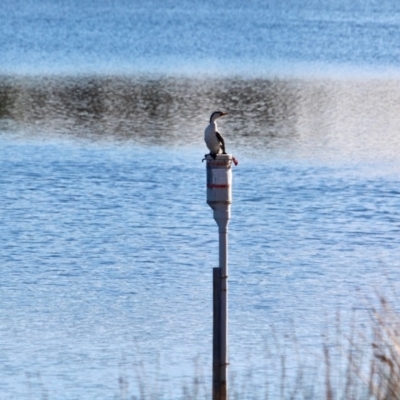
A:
[121,296,400,400]
[23,296,400,399]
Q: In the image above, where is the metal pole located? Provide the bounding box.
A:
[213,267,221,397]
[206,154,232,400]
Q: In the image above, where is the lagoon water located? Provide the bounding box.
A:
[2,1,400,398]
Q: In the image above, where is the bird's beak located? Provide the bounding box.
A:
[222,112,228,116]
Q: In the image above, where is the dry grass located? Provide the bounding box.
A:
[25,296,400,399]
[349,296,400,400]
[122,296,400,400]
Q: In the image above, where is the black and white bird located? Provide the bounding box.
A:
[204,111,228,159]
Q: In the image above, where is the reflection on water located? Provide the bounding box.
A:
[0,76,297,145]
[1,75,400,163]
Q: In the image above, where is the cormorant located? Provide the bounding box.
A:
[204,111,228,159]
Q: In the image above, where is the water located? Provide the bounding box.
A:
[3,0,400,76]
[2,1,400,398]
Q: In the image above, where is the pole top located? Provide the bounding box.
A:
[204,154,232,162]
[206,154,233,160]
[203,154,238,166]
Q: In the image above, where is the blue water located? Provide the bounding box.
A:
[3,0,400,76]
[2,1,400,399]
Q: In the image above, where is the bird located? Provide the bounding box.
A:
[204,111,228,159]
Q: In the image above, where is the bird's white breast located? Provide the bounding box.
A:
[204,122,221,153]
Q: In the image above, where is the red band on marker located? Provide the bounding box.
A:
[207,184,230,189]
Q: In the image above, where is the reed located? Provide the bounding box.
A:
[350,296,400,400]
[24,296,400,399]
[122,296,400,399]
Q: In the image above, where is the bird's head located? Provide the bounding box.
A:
[210,111,228,124]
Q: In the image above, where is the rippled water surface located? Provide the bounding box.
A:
[2,0,400,398]
[3,0,400,75]
[2,76,400,398]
